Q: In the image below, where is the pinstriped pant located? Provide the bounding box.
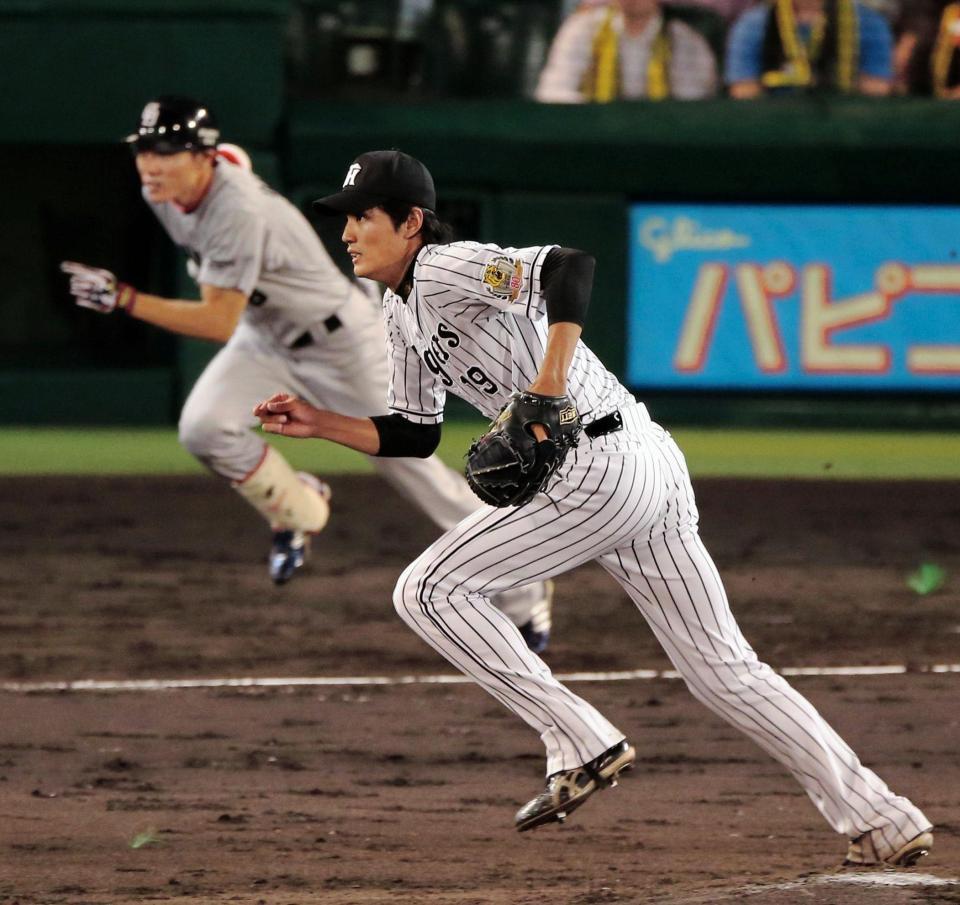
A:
[393,405,930,845]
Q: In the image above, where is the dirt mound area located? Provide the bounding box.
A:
[0,476,956,903]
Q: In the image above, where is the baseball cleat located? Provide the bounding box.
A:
[843,829,933,867]
[267,473,330,584]
[514,740,635,833]
[519,579,554,654]
[269,529,308,585]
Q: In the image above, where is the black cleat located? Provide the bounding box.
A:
[518,581,553,654]
[843,829,933,867]
[269,530,307,585]
[515,740,635,832]
[519,621,550,655]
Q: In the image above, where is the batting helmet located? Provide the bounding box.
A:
[125,96,220,154]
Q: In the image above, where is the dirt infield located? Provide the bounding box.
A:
[1,475,958,904]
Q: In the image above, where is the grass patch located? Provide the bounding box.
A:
[669,428,960,479]
[0,425,957,479]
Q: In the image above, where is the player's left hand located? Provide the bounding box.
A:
[60,261,137,314]
[254,393,322,438]
[465,391,582,508]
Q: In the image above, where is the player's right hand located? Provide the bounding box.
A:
[60,261,136,314]
[254,393,322,438]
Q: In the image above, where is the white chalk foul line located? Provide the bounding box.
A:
[2,663,959,694]
[663,872,957,904]
[817,873,956,887]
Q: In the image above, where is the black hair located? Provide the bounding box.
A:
[381,200,455,245]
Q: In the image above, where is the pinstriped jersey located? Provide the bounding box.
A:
[382,241,636,424]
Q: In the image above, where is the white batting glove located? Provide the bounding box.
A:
[60,261,137,314]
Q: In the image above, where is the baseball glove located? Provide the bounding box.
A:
[465,391,582,508]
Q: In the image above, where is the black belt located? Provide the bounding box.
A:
[584,409,623,439]
[290,314,343,349]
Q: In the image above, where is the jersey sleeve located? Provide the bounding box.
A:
[196,206,266,297]
[668,21,718,100]
[384,305,446,425]
[415,242,557,322]
[857,4,893,79]
[533,10,596,103]
[724,5,767,84]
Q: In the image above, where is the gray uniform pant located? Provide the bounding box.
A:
[178,286,480,531]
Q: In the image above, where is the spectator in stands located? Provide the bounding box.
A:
[536,0,719,102]
[928,2,960,96]
[562,0,756,22]
[893,0,960,95]
[699,0,758,20]
[674,0,759,21]
[725,0,894,97]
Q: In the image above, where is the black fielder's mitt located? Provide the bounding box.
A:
[465,391,582,508]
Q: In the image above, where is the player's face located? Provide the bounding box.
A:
[135,150,211,204]
[341,207,415,288]
[619,0,658,16]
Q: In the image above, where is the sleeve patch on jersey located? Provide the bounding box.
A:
[481,255,524,301]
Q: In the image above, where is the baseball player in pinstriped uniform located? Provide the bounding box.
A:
[59,98,553,653]
[254,149,933,867]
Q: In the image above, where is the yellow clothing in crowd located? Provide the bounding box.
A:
[535,3,718,102]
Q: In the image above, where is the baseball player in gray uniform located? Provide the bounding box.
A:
[254,149,933,867]
[60,98,552,653]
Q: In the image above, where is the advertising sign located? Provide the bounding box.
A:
[627,204,960,390]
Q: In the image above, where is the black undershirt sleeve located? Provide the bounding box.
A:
[370,413,441,458]
[540,246,595,327]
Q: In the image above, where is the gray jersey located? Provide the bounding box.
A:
[382,241,636,424]
[148,162,355,346]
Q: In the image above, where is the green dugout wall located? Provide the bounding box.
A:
[0,0,288,425]
[5,87,960,424]
[0,1,287,146]
[285,96,960,379]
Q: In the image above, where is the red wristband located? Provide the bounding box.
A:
[116,282,138,314]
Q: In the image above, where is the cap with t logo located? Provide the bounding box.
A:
[313,150,436,215]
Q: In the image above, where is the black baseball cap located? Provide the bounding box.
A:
[313,150,436,215]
